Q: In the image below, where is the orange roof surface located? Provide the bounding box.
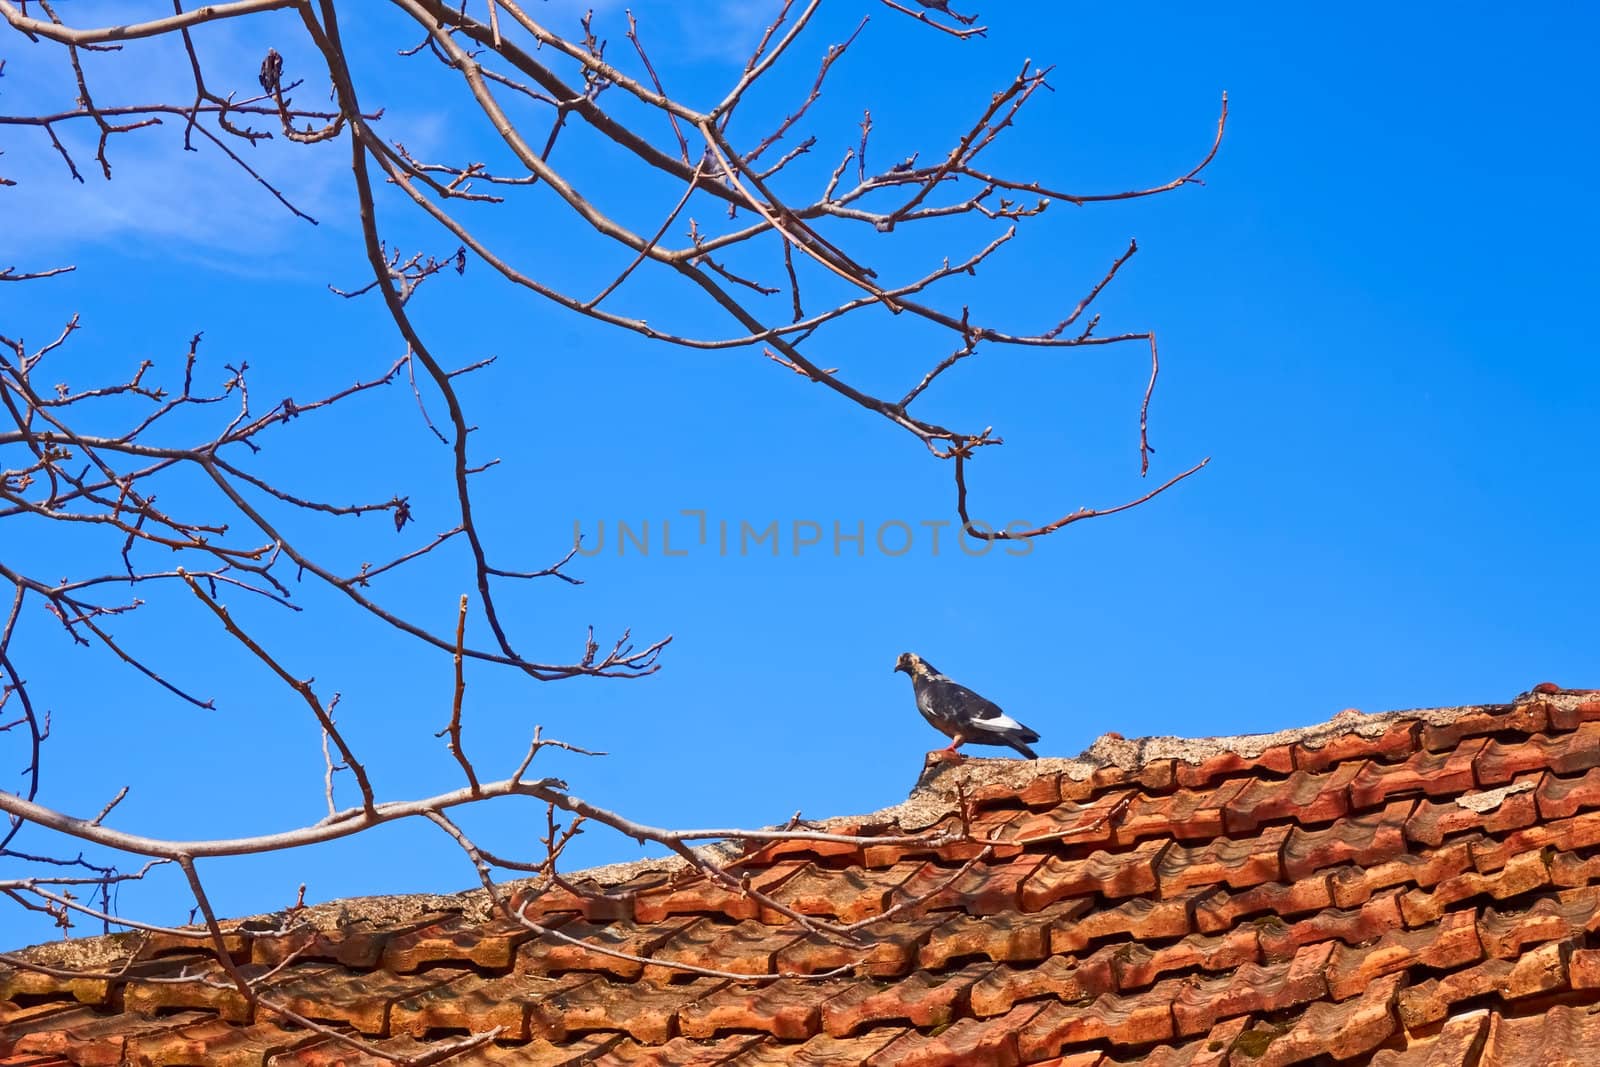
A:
[8,685,1600,1065]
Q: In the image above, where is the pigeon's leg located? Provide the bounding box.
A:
[935,735,967,762]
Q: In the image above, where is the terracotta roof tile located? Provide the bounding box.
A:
[1478,1004,1600,1066]
[1293,719,1420,774]
[265,960,463,1036]
[1398,958,1519,1031]
[1467,809,1600,873]
[866,1001,1041,1067]
[1280,799,1413,881]
[1031,1053,1108,1067]
[1221,761,1366,835]
[516,915,698,980]
[773,913,949,978]
[1236,971,1404,1066]
[757,861,914,923]
[1254,889,1404,961]
[587,1034,766,1065]
[1554,851,1600,890]
[1477,723,1600,785]
[1106,781,1245,847]
[378,912,537,973]
[1023,988,1175,1057]
[1006,789,1138,849]
[817,961,988,1038]
[1191,873,1335,933]
[0,954,201,1008]
[1404,774,1543,848]
[1325,838,1475,909]
[885,856,1047,916]
[388,968,594,1040]
[1099,925,1260,991]
[642,918,809,981]
[1368,1009,1489,1066]
[1170,941,1334,1038]
[1349,738,1485,810]
[725,1028,909,1065]
[1131,1014,1254,1066]
[6,1007,215,1065]
[676,976,852,1040]
[0,1002,78,1034]
[1548,698,1600,733]
[269,1033,454,1066]
[1154,823,1289,898]
[1053,761,1171,804]
[119,1014,323,1066]
[441,1033,624,1064]
[1398,847,1554,926]
[1174,742,1295,788]
[1535,767,1600,821]
[14,688,1600,1064]
[916,904,1057,968]
[1018,837,1168,909]
[1422,699,1549,752]
[250,912,460,969]
[1324,908,1484,1001]
[1572,947,1600,990]
[119,957,263,1023]
[1050,895,1191,954]
[633,865,803,924]
[968,954,1096,1017]
[514,873,661,923]
[541,975,730,1044]
[738,830,866,868]
[1475,887,1600,958]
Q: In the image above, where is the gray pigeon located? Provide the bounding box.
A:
[894,652,1039,759]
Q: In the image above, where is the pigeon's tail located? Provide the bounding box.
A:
[1006,736,1039,760]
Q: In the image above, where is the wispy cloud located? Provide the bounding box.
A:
[1,2,348,263]
[0,0,798,267]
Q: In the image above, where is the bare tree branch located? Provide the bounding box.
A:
[1,0,1221,999]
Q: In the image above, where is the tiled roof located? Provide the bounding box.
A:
[8,685,1600,1065]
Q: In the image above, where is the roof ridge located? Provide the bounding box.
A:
[850,687,1589,833]
[468,692,1576,894]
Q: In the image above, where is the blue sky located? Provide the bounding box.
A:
[3,2,1597,948]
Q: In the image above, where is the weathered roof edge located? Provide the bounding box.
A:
[15,685,1584,968]
[811,686,1589,838]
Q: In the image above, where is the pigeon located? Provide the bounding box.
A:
[893,652,1039,759]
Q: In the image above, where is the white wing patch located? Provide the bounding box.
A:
[971,711,1027,734]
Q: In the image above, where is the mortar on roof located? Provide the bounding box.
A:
[864,691,1578,831]
[1455,780,1537,813]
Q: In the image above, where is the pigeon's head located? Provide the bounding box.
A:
[894,652,925,675]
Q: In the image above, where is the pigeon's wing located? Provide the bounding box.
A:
[922,678,1039,743]
[964,702,1041,744]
